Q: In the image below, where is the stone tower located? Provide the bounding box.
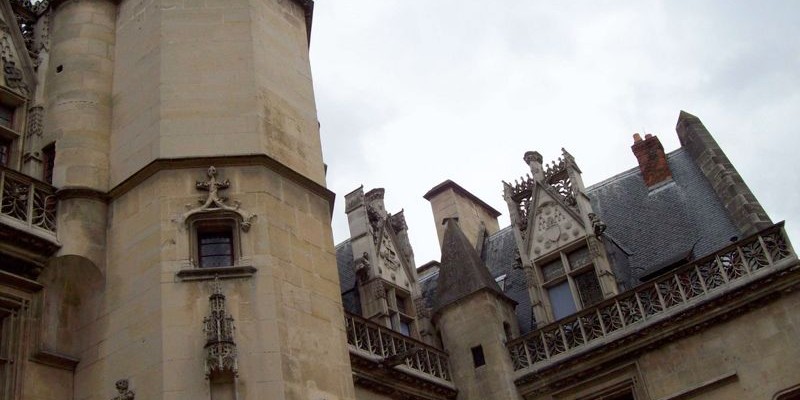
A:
[433,218,521,400]
[0,0,355,398]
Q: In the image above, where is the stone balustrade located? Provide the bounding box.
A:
[345,311,452,383]
[507,224,795,374]
[0,166,57,235]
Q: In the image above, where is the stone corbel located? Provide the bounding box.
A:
[178,166,256,231]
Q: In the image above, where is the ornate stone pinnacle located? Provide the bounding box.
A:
[204,278,238,378]
[523,151,543,165]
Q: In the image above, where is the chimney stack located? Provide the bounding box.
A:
[424,180,501,249]
[631,133,672,187]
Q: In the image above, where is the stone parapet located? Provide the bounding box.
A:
[509,223,796,392]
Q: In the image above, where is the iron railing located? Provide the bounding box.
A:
[344,311,452,382]
[0,166,57,234]
[507,224,794,373]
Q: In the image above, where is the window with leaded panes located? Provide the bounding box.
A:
[537,244,604,321]
[190,216,240,269]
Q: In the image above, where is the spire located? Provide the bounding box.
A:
[433,219,515,314]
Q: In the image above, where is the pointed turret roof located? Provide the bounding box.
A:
[433,219,515,314]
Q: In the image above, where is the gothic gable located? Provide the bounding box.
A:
[373,221,414,292]
[0,0,36,96]
[528,186,586,260]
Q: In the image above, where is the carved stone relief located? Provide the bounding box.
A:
[369,280,386,299]
[532,201,583,258]
[588,212,607,237]
[203,279,238,378]
[413,297,430,319]
[110,379,134,400]
[26,105,42,137]
[378,232,401,272]
[179,166,256,231]
[0,25,27,95]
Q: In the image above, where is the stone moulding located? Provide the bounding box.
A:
[106,155,335,214]
[176,265,256,282]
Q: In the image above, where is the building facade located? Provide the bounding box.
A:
[337,119,800,400]
[0,0,796,399]
[0,0,356,399]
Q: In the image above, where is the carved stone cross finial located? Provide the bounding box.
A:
[111,379,134,400]
[196,166,230,198]
[178,166,256,231]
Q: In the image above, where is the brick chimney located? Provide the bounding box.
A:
[631,133,672,187]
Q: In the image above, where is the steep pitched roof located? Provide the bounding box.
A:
[335,239,361,314]
[434,219,514,313]
[586,148,740,282]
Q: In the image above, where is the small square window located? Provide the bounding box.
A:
[198,229,234,268]
[471,345,486,368]
[191,217,240,269]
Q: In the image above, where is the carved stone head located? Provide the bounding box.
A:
[115,379,129,392]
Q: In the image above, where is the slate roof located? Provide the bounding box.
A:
[481,226,536,332]
[586,148,740,283]
[335,240,361,314]
[434,219,513,313]
[334,146,741,334]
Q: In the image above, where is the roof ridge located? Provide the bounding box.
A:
[334,238,352,249]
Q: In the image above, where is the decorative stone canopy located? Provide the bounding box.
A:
[203,278,238,378]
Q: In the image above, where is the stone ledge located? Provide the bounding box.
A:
[176,266,257,281]
[30,349,80,371]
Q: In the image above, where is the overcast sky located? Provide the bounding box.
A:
[309,1,799,265]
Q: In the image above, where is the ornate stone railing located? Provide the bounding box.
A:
[344,311,452,383]
[507,224,795,373]
[0,166,57,234]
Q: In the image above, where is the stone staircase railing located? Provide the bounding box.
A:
[0,166,57,235]
[345,311,452,383]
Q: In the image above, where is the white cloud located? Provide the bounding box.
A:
[312,1,800,264]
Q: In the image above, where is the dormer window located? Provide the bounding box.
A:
[387,287,416,337]
[538,245,604,321]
